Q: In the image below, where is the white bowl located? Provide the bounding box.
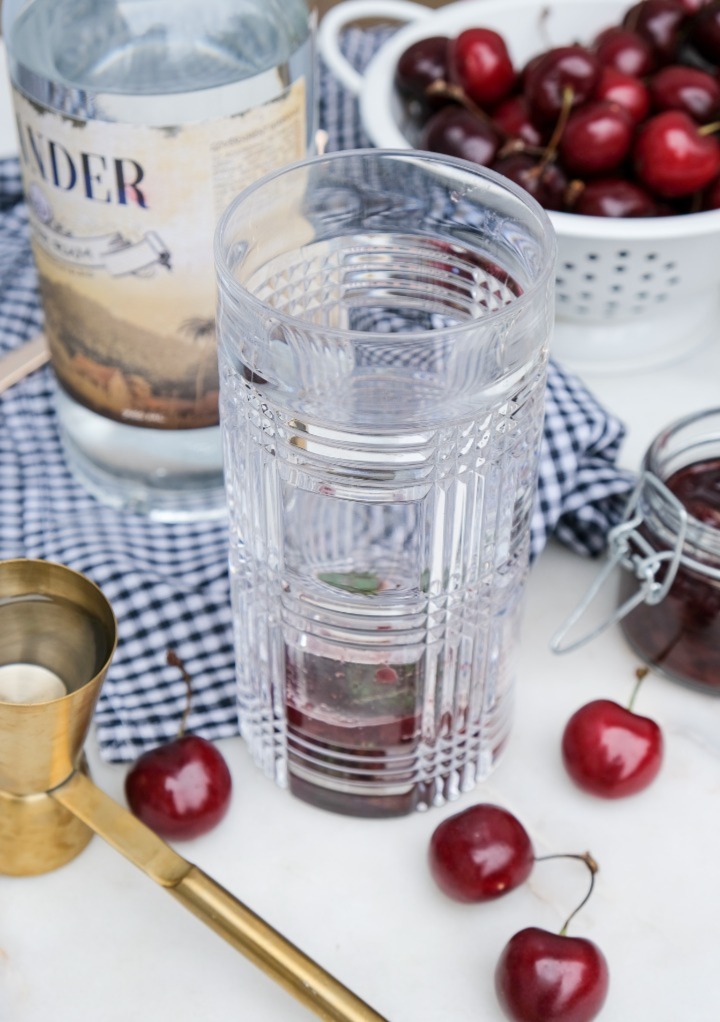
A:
[320,0,720,373]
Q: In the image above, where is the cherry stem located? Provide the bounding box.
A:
[533,851,599,936]
[497,137,545,160]
[538,5,552,51]
[538,85,574,173]
[699,120,720,137]
[564,178,585,209]
[689,190,703,214]
[424,80,506,135]
[167,649,192,737]
[628,665,648,712]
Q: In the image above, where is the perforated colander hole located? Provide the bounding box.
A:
[580,291,593,299]
[664,262,677,270]
[667,276,680,286]
[635,291,649,299]
[642,272,653,280]
[610,284,623,292]
[583,273,596,281]
[562,262,575,270]
[586,253,599,261]
[613,265,627,273]
[656,293,668,301]
[646,253,659,261]
[616,250,630,258]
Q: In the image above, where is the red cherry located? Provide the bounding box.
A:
[449,28,516,107]
[593,25,655,76]
[394,36,450,109]
[520,52,546,89]
[649,64,720,121]
[125,734,232,839]
[428,803,534,902]
[572,177,661,216]
[594,66,651,123]
[562,698,663,798]
[493,153,568,210]
[633,109,720,196]
[420,106,501,166]
[688,0,720,63]
[558,101,634,176]
[492,94,547,146]
[678,0,714,11]
[703,174,720,207]
[495,927,609,1022]
[525,46,601,124]
[623,0,687,62]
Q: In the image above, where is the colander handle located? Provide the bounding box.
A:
[318,0,432,94]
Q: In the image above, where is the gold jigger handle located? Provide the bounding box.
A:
[51,771,389,1022]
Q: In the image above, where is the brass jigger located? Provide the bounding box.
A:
[0,559,388,1022]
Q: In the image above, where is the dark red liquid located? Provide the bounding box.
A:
[619,457,720,692]
[665,458,720,528]
[284,646,424,817]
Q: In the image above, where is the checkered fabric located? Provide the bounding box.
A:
[0,30,635,762]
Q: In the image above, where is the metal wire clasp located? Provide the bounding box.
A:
[550,472,688,655]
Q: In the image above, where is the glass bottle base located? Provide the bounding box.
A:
[57,391,226,522]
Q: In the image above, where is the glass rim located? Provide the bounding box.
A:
[214,147,558,343]
[646,406,720,474]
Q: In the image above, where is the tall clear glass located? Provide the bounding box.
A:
[215,150,556,816]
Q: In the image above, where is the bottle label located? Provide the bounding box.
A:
[13,79,308,429]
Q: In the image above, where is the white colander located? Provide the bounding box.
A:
[320,0,720,373]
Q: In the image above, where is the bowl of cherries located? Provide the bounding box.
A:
[320,0,720,372]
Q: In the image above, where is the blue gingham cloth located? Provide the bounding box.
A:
[0,31,635,762]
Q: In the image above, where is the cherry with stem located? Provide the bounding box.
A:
[491,86,574,209]
[125,650,233,840]
[167,649,193,736]
[562,665,664,799]
[634,111,720,197]
[534,851,599,935]
[424,78,507,134]
[495,851,609,1022]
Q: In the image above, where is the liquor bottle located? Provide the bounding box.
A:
[2,0,316,519]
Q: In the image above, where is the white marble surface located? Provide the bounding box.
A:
[3,335,720,1022]
[3,36,720,1020]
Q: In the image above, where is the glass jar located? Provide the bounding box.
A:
[616,409,720,693]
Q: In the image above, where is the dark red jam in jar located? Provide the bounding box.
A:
[618,410,720,693]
